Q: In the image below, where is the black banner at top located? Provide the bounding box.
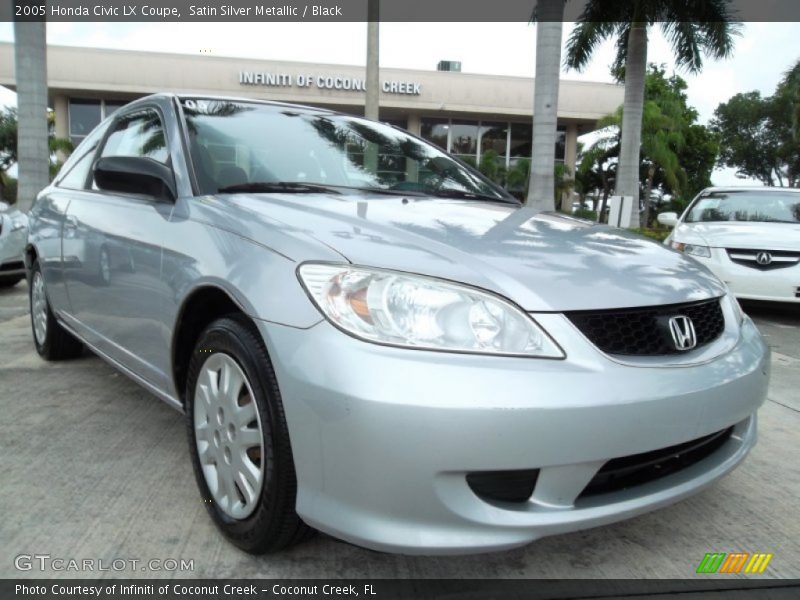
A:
[4,0,800,22]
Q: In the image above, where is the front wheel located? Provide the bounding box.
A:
[186,315,314,553]
[29,261,84,360]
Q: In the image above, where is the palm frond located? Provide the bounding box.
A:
[611,23,633,79]
[661,0,741,73]
[564,20,617,71]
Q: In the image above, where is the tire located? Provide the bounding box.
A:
[29,260,84,360]
[186,314,314,553]
[0,275,24,288]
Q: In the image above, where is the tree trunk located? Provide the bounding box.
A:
[364,0,380,121]
[642,165,655,227]
[363,0,380,174]
[526,0,564,210]
[13,21,49,213]
[598,172,611,223]
[615,22,648,228]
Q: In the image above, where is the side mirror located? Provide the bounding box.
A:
[657,212,679,227]
[94,156,176,202]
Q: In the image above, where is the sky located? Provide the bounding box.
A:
[1,21,799,185]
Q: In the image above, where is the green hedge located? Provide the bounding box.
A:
[631,227,671,242]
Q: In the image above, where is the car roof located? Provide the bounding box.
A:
[124,92,340,116]
[700,186,800,195]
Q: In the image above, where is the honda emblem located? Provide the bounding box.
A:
[668,316,697,351]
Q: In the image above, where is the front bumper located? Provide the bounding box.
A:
[259,312,769,555]
[693,248,800,303]
[0,225,27,278]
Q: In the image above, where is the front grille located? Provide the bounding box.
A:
[467,469,539,503]
[565,298,725,356]
[726,248,800,271]
[579,427,733,498]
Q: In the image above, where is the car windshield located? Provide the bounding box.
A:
[180,98,510,202]
[685,191,800,224]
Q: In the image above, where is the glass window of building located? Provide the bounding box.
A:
[420,118,449,151]
[68,99,102,146]
[104,100,129,117]
[479,122,508,164]
[449,120,478,163]
[509,122,533,160]
[555,126,566,162]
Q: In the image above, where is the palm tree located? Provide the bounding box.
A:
[586,100,687,226]
[527,0,565,210]
[564,1,739,227]
[576,134,618,219]
[782,59,800,144]
[13,20,50,213]
[364,0,380,121]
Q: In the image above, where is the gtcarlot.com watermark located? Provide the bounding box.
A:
[14,553,194,573]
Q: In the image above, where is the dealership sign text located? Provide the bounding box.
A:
[239,71,422,95]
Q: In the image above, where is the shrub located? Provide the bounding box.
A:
[631,227,671,242]
[573,208,598,221]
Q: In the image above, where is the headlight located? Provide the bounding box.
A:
[671,241,711,258]
[298,263,564,358]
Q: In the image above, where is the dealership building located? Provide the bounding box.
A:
[0,43,623,176]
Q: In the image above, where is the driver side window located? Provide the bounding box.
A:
[93,108,169,191]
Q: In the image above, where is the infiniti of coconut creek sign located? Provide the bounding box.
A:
[239,71,422,95]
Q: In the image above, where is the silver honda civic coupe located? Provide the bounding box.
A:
[26,94,769,555]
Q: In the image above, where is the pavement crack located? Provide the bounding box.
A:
[767,398,800,413]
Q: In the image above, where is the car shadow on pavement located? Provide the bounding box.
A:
[741,300,800,326]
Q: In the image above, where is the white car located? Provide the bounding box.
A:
[0,201,28,288]
[659,187,800,304]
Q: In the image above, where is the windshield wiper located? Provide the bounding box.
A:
[428,188,520,205]
[217,181,341,194]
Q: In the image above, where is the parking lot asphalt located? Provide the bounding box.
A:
[1,280,798,580]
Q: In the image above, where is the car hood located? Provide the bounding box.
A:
[674,221,800,251]
[221,193,725,312]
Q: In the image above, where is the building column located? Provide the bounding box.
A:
[53,94,69,145]
[405,114,421,182]
[406,113,421,136]
[561,122,579,212]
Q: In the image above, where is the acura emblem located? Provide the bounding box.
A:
[668,316,697,351]
[756,251,772,266]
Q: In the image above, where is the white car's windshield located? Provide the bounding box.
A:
[180,98,510,202]
[685,191,800,224]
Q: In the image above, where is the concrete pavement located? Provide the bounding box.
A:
[1,281,798,579]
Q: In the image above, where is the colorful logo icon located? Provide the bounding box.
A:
[696,552,773,574]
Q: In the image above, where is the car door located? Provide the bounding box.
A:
[62,106,176,390]
[28,123,109,316]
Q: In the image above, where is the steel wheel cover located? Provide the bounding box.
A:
[32,271,48,346]
[194,352,265,520]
